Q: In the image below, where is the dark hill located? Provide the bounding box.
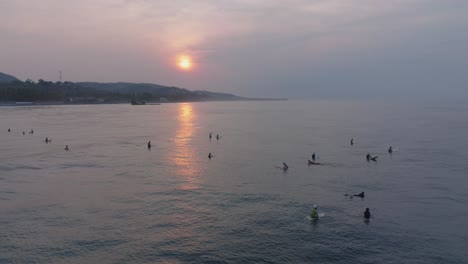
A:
[77,82,244,101]
[0,72,19,83]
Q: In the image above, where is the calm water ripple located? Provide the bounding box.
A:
[1,101,467,263]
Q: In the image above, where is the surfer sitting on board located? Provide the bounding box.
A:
[283,162,289,171]
[310,205,319,219]
[308,159,320,165]
[388,146,393,154]
[364,208,371,219]
[208,152,213,159]
[312,152,316,161]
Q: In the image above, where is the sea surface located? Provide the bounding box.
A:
[1,100,467,264]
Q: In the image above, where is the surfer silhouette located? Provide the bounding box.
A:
[364,208,371,219]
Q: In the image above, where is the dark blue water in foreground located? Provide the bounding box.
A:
[1,100,467,263]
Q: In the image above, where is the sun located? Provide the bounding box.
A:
[177,56,193,71]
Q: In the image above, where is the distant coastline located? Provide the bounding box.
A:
[0,72,287,104]
[0,98,288,107]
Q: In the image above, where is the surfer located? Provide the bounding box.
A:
[208,152,213,159]
[216,134,220,140]
[22,131,25,135]
[310,205,319,219]
[351,138,354,146]
[308,160,320,165]
[312,152,316,161]
[8,128,10,132]
[29,129,34,134]
[147,141,151,150]
[388,146,393,154]
[45,137,49,143]
[364,208,371,219]
[354,192,365,198]
[367,153,378,161]
[209,132,212,140]
[65,145,69,151]
[283,162,289,171]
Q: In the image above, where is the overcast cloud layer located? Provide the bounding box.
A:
[1,0,467,99]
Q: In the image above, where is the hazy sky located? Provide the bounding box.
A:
[1,0,467,99]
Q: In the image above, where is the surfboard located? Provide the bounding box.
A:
[308,160,321,165]
[306,213,326,220]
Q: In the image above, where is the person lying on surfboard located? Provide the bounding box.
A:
[354,192,365,198]
[366,153,378,161]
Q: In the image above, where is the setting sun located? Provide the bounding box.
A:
[177,56,193,71]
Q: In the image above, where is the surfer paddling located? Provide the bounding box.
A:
[345,192,365,198]
[354,192,365,198]
[366,153,378,161]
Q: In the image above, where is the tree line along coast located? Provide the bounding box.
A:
[0,72,287,104]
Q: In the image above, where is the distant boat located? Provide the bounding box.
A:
[15,102,34,105]
[131,99,146,105]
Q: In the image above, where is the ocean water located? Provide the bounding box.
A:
[1,100,467,264]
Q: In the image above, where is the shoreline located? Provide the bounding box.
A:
[0,98,288,107]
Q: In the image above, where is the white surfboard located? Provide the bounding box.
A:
[306,213,326,220]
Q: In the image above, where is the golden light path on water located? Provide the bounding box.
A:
[169,103,200,190]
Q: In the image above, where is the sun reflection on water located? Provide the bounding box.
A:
[170,103,200,190]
